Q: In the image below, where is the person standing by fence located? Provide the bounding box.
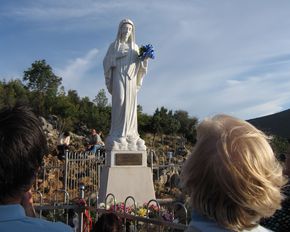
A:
[0,104,72,232]
[57,131,70,160]
[87,129,104,154]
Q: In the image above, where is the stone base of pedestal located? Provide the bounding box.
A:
[99,166,155,205]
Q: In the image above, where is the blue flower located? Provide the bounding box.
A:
[139,44,155,61]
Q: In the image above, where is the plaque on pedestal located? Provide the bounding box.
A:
[115,153,142,166]
[106,150,147,167]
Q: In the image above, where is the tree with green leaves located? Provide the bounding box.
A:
[93,89,109,108]
[94,106,111,135]
[0,79,29,108]
[151,108,162,140]
[150,107,180,146]
[137,104,152,136]
[174,110,198,143]
[23,60,62,115]
[67,90,81,106]
[52,94,79,131]
[91,89,111,134]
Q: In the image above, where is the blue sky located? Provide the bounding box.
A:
[1,0,290,120]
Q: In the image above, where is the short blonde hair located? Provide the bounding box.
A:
[181,114,286,231]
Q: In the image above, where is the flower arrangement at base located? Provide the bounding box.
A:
[99,201,173,222]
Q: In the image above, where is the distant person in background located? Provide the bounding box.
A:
[87,129,104,154]
[57,131,70,160]
[92,212,122,232]
[98,131,104,143]
[181,114,286,232]
[261,152,290,231]
[0,104,72,232]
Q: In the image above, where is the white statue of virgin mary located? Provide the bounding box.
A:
[103,19,148,151]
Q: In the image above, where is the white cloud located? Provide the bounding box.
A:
[56,48,98,93]
[4,1,114,19]
[234,101,285,120]
[136,1,290,119]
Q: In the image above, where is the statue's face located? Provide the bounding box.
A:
[120,23,132,42]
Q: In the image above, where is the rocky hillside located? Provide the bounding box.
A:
[39,116,192,202]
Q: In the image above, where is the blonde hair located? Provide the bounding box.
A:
[181,114,286,231]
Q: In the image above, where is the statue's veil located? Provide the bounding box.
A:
[114,19,135,50]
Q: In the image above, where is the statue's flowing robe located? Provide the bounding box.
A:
[103,41,147,150]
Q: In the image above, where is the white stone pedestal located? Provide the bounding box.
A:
[99,166,155,205]
[99,150,156,205]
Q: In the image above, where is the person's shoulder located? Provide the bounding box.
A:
[26,217,73,232]
[242,225,273,232]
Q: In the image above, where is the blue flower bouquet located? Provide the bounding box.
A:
[139,44,155,61]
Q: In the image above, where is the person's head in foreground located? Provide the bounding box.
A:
[0,104,72,232]
[181,114,287,231]
[0,104,47,204]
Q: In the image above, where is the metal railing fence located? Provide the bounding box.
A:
[34,187,190,232]
[34,151,104,202]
